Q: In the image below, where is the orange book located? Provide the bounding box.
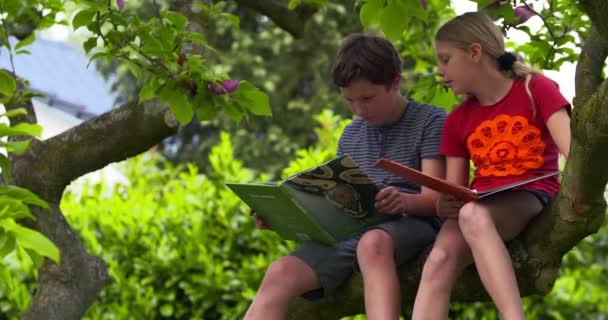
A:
[373,158,560,202]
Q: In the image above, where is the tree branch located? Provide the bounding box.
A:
[21,204,109,320]
[232,0,319,38]
[574,25,608,107]
[12,100,179,200]
[579,0,608,44]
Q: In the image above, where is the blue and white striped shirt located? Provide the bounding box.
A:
[337,99,446,194]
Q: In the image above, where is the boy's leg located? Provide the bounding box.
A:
[246,239,359,320]
[244,256,319,320]
[412,219,472,320]
[458,190,543,320]
[357,216,438,320]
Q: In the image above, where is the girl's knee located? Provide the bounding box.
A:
[458,202,493,236]
[356,229,394,263]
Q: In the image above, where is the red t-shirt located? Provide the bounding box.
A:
[440,74,570,196]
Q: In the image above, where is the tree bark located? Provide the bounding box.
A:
[8,100,179,320]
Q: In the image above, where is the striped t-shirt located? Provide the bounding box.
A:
[337,99,446,194]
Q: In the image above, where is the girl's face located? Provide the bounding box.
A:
[435,40,480,95]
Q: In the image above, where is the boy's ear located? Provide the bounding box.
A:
[390,76,401,91]
[468,42,483,62]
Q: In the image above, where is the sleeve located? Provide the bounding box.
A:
[530,75,571,123]
[336,128,347,157]
[420,107,447,158]
[439,107,469,158]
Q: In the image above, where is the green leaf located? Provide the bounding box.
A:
[87,52,109,68]
[235,81,271,116]
[139,78,161,102]
[360,0,385,28]
[379,1,409,41]
[15,34,35,51]
[0,108,27,119]
[0,70,17,97]
[0,232,16,258]
[221,13,240,28]
[0,123,42,138]
[16,50,31,55]
[0,198,34,220]
[0,140,31,155]
[0,185,49,209]
[0,154,12,183]
[83,37,98,54]
[3,219,59,263]
[159,85,193,125]
[73,9,97,31]
[192,90,216,121]
[163,11,188,30]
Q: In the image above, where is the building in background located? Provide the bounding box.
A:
[0,36,117,139]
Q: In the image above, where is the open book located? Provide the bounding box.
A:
[373,158,560,202]
[226,155,397,246]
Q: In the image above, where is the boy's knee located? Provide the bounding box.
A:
[262,257,305,288]
[356,229,394,262]
[458,202,492,236]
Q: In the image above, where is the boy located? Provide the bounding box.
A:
[245,33,446,320]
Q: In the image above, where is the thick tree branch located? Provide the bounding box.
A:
[579,0,608,43]
[12,100,179,200]
[232,0,318,38]
[21,204,109,320]
[574,25,608,107]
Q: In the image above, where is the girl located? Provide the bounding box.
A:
[412,12,571,320]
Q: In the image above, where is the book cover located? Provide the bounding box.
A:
[226,155,398,246]
[373,158,560,202]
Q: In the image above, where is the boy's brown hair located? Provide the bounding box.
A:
[331,33,402,88]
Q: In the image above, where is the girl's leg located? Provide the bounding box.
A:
[244,256,319,320]
[458,190,543,320]
[356,229,400,320]
[412,219,472,320]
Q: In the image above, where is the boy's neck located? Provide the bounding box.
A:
[384,96,409,127]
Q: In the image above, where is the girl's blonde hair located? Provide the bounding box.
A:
[435,12,541,115]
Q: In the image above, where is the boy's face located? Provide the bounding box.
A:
[340,77,400,127]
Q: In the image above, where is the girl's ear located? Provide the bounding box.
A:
[468,42,483,63]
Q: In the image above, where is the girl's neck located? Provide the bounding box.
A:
[470,69,514,106]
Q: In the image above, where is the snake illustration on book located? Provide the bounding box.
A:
[285,156,377,219]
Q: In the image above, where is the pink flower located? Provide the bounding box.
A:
[116,0,124,10]
[420,0,427,11]
[208,80,240,96]
[514,5,534,25]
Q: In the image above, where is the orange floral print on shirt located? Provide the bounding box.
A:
[467,114,545,177]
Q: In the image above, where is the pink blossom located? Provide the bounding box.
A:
[514,5,534,25]
[420,0,427,11]
[116,0,124,10]
[208,80,240,96]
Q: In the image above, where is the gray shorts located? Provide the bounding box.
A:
[290,215,439,300]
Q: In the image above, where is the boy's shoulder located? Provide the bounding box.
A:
[407,99,447,118]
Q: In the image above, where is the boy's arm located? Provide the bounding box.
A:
[400,157,446,215]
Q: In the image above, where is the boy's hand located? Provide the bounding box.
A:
[249,209,269,229]
[375,186,408,214]
[436,194,463,219]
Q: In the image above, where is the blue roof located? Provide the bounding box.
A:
[0,36,117,119]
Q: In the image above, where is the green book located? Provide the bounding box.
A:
[226,154,398,246]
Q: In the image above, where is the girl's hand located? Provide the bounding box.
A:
[375,186,408,214]
[436,194,463,219]
[249,209,269,229]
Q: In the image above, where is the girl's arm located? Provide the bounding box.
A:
[445,156,470,186]
[546,108,571,158]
